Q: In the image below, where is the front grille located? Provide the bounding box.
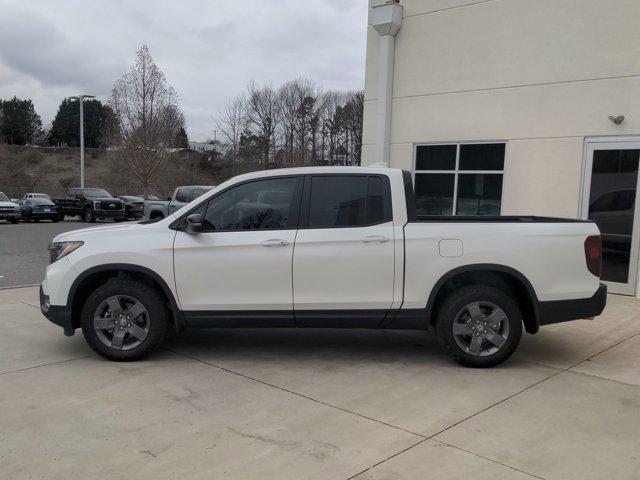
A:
[99,201,124,211]
[0,206,14,211]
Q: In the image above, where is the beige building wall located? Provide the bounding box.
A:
[363,0,640,216]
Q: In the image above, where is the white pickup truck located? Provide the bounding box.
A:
[40,167,606,367]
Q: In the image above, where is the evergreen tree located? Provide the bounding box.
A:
[0,96,43,145]
[48,98,118,148]
[174,126,189,148]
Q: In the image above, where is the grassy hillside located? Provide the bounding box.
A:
[0,145,229,199]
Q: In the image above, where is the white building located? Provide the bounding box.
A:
[362,0,640,296]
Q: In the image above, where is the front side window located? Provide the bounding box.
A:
[202,177,300,231]
[414,143,505,216]
[307,175,390,228]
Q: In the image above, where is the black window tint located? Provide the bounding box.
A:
[203,177,298,231]
[416,145,456,170]
[414,174,454,215]
[367,176,385,224]
[307,175,390,228]
[456,174,503,215]
[459,144,505,171]
[309,176,367,228]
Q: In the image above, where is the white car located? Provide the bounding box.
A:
[0,192,21,224]
[23,192,51,200]
[40,167,607,367]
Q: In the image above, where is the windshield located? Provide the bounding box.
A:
[30,198,54,205]
[0,192,9,202]
[83,188,112,198]
[33,194,50,199]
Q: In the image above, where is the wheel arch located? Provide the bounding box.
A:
[426,264,540,334]
[67,263,184,332]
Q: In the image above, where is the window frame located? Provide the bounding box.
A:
[298,173,393,230]
[170,175,304,233]
[413,141,507,216]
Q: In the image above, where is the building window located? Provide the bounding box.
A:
[414,143,505,216]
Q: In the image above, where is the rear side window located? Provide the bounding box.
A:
[307,175,391,228]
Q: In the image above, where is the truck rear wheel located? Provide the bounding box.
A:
[435,285,522,368]
[81,279,169,361]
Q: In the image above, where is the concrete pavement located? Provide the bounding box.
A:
[1,286,639,479]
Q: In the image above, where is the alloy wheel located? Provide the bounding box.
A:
[452,301,510,357]
[93,295,150,350]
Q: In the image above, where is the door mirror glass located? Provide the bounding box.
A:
[186,213,203,234]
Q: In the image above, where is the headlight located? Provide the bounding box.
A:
[14,206,20,211]
[48,241,84,264]
[94,201,101,209]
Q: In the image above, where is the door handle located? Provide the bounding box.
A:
[361,235,389,243]
[261,239,289,247]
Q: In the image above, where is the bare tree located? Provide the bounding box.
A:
[109,45,184,196]
[244,81,280,166]
[216,95,244,157]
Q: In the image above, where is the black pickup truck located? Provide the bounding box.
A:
[53,188,126,223]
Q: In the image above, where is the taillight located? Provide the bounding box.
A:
[584,235,602,278]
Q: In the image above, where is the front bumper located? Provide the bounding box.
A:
[0,212,20,220]
[537,283,607,326]
[94,209,125,219]
[40,285,74,336]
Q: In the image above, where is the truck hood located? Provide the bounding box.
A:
[0,201,19,208]
[53,222,139,242]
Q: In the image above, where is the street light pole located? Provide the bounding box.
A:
[69,94,95,188]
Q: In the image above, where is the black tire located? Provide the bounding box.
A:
[52,218,59,223]
[10,218,19,224]
[81,279,169,361]
[114,218,124,223]
[435,285,522,368]
[84,208,95,223]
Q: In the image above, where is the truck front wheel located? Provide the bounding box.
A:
[435,285,522,368]
[84,208,95,223]
[81,279,169,361]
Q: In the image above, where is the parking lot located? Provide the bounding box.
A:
[0,219,86,288]
[0,218,143,288]
[1,222,640,479]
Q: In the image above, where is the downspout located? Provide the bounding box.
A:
[372,0,403,166]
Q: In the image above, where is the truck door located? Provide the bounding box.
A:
[292,174,395,326]
[173,176,303,322]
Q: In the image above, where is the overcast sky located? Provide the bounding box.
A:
[0,0,368,141]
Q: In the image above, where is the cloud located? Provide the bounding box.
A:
[0,0,368,140]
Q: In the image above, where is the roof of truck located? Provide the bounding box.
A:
[229,166,399,182]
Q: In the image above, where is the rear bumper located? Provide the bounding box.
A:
[27,212,59,220]
[40,285,74,336]
[537,283,607,326]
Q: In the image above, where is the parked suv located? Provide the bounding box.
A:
[0,191,21,224]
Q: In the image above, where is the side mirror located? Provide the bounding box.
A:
[167,196,172,201]
[186,213,203,235]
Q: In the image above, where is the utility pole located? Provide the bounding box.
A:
[69,94,95,188]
